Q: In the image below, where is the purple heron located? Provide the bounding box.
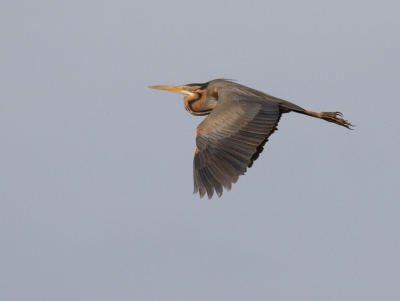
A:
[149,79,353,199]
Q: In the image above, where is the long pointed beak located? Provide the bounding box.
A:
[148,85,190,95]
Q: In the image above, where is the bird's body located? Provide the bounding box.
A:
[149,79,353,199]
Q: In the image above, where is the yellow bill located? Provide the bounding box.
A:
[148,85,191,95]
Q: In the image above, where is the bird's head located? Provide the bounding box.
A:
[148,81,217,116]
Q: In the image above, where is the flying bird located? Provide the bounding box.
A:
[149,79,353,199]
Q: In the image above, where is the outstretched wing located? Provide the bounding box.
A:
[193,88,282,199]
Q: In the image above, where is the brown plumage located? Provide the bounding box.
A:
[149,79,353,199]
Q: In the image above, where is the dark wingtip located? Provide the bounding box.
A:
[199,189,206,199]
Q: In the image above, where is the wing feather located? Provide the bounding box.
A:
[193,87,282,198]
[207,162,232,192]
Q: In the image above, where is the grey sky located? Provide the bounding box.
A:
[1,0,399,300]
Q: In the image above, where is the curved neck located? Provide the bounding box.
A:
[183,91,216,116]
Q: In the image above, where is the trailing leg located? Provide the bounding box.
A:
[301,110,354,129]
[279,105,354,129]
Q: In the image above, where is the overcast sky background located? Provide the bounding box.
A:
[1,1,400,300]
